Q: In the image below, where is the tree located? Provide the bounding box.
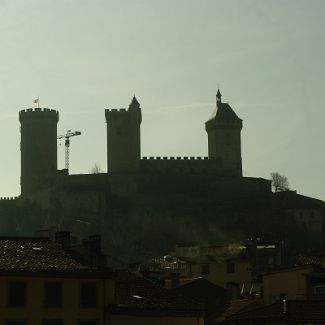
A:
[270,172,290,192]
[90,163,102,174]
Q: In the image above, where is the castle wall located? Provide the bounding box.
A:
[140,156,222,175]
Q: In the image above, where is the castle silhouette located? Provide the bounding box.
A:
[0,91,319,259]
[18,90,270,208]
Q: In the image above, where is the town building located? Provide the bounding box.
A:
[0,235,206,325]
[221,300,325,324]
[0,235,115,325]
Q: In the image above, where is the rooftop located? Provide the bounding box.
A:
[0,237,104,274]
[224,300,325,323]
[114,270,204,315]
[207,99,242,124]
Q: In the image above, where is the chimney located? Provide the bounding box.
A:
[55,231,71,250]
[89,234,101,255]
[84,234,106,267]
[282,299,287,314]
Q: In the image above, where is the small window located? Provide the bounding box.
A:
[42,320,64,325]
[201,263,210,275]
[79,321,99,325]
[279,293,287,301]
[80,282,97,308]
[227,263,235,273]
[7,281,26,307]
[44,282,62,307]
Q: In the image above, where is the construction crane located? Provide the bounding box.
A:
[57,130,81,171]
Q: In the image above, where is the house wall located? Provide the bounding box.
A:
[0,275,114,324]
[110,314,204,325]
[189,260,252,296]
[263,265,314,304]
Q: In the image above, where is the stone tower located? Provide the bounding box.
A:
[105,96,142,173]
[19,108,59,197]
[205,90,242,176]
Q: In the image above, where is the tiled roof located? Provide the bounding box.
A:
[0,237,97,272]
[225,300,325,322]
[208,102,242,123]
[115,270,204,314]
[215,299,263,323]
[295,254,321,266]
[173,277,226,306]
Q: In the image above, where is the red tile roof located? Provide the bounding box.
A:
[225,300,325,323]
[215,299,263,323]
[0,237,102,273]
[114,270,205,316]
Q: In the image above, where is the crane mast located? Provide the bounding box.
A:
[57,130,81,171]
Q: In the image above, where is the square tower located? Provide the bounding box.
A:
[205,90,242,177]
[105,96,142,173]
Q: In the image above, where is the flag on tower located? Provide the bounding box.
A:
[33,97,40,108]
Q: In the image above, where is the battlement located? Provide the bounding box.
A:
[105,108,129,122]
[105,108,127,113]
[142,156,212,161]
[140,156,221,175]
[0,196,18,201]
[19,108,59,122]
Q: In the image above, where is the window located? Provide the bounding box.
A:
[79,321,99,325]
[44,282,62,307]
[227,263,235,273]
[226,282,240,300]
[279,293,287,301]
[7,281,26,307]
[80,282,97,308]
[6,322,27,325]
[42,320,63,325]
[201,263,210,275]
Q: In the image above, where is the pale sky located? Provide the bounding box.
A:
[0,0,324,200]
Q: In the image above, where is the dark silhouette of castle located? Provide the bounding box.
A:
[1,90,321,259]
[17,90,269,206]
[9,90,323,259]
[17,90,269,208]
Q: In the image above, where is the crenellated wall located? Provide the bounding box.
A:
[140,156,222,175]
[0,197,18,201]
[19,108,59,121]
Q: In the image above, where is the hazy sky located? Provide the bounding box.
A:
[0,0,324,199]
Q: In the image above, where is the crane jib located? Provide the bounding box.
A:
[57,130,81,171]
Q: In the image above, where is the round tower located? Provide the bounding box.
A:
[19,108,59,197]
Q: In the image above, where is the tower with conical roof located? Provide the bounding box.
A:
[205,90,242,176]
[105,96,142,173]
